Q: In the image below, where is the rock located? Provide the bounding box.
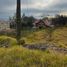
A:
[23,43,67,54]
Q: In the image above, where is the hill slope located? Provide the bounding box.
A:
[21,27,67,48]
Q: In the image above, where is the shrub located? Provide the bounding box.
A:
[0,36,17,47]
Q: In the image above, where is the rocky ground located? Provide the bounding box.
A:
[23,43,67,54]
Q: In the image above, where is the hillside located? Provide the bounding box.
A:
[0,27,67,67]
[21,27,67,48]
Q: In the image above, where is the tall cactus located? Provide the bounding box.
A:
[16,0,21,43]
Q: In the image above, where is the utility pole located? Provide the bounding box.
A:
[16,0,21,44]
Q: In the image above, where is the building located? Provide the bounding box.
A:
[33,18,54,28]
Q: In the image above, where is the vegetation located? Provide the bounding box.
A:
[0,36,17,47]
[0,26,67,48]
[52,27,67,48]
[0,0,67,67]
[1,12,67,66]
[16,0,21,43]
[20,27,67,48]
[10,14,67,30]
[10,14,35,29]
[0,46,67,67]
[0,26,66,66]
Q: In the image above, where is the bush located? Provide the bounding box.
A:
[0,36,17,47]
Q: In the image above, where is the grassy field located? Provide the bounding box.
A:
[0,46,67,67]
[0,26,67,67]
[21,27,67,48]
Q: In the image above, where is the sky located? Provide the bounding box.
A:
[0,0,67,20]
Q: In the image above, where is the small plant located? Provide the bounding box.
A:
[0,36,17,47]
[19,38,25,45]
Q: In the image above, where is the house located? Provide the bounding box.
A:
[33,18,54,28]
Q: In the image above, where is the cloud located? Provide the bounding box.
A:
[0,0,67,19]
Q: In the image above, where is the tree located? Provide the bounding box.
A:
[16,0,21,43]
[9,14,35,30]
[52,15,67,27]
[21,14,35,29]
[9,14,16,29]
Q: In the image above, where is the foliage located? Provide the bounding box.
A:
[0,36,17,47]
[52,15,67,26]
[9,14,35,29]
[22,15,35,29]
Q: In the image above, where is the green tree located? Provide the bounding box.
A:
[21,15,35,29]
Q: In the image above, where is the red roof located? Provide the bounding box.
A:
[33,19,52,27]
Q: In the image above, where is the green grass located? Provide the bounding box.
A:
[0,27,67,47]
[0,46,67,67]
[21,29,47,44]
[0,36,17,47]
[0,27,67,67]
[20,27,67,48]
[52,27,67,48]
